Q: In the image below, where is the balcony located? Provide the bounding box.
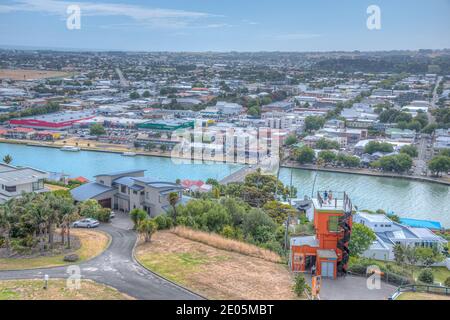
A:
[314,191,353,213]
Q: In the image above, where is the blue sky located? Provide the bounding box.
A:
[0,0,449,51]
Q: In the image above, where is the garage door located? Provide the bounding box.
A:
[321,262,334,278]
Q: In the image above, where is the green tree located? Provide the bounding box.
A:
[364,141,394,154]
[130,208,148,229]
[2,154,12,164]
[316,138,340,150]
[285,135,298,146]
[142,90,151,98]
[418,268,434,284]
[428,155,450,176]
[263,201,297,225]
[400,145,418,158]
[292,274,309,298]
[304,116,325,132]
[415,247,444,267]
[318,150,336,164]
[90,123,106,136]
[296,146,315,164]
[137,218,157,242]
[348,223,376,257]
[168,192,180,221]
[129,91,140,99]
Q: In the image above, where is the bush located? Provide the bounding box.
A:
[293,274,309,298]
[63,254,79,262]
[418,268,434,284]
[154,215,173,230]
[95,208,111,222]
[444,277,450,288]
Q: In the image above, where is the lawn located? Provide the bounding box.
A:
[0,279,133,300]
[397,291,450,300]
[0,229,110,270]
[135,231,298,300]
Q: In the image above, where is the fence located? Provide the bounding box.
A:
[389,284,450,300]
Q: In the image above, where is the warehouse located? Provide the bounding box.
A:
[9,110,96,130]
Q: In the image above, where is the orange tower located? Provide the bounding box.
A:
[290,191,354,278]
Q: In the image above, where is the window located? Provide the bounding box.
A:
[32,179,44,191]
[99,180,104,185]
[5,185,16,192]
[328,216,340,232]
[121,185,126,193]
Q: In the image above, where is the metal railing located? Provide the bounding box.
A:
[389,284,450,300]
[316,191,352,213]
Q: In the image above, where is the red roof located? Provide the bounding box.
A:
[180,179,204,188]
[70,176,89,183]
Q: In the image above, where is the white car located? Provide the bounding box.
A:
[73,218,100,228]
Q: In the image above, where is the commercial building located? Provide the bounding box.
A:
[9,110,96,130]
[137,119,195,132]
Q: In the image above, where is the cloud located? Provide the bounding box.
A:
[0,0,221,28]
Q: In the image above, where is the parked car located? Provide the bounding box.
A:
[72,218,100,228]
[110,211,116,219]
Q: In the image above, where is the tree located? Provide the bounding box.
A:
[296,146,315,164]
[263,201,297,225]
[348,223,376,257]
[304,116,325,132]
[293,274,309,298]
[316,138,340,150]
[375,153,412,173]
[285,135,298,146]
[130,208,147,229]
[142,90,151,98]
[168,192,179,221]
[137,219,157,242]
[129,91,140,99]
[318,150,336,164]
[400,145,418,158]
[418,268,434,284]
[2,154,12,164]
[90,123,106,136]
[393,244,406,267]
[364,141,394,154]
[428,155,450,177]
[415,247,444,267]
[242,208,276,243]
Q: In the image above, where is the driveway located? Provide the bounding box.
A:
[0,213,201,300]
[303,273,396,300]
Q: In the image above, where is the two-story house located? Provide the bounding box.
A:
[0,163,48,203]
[70,169,184,217]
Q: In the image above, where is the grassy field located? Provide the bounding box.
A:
[397,291,450,300]
[0,279,133,300]
[0,69,70,80]
[135,231,297,300]
[0,229,110,270]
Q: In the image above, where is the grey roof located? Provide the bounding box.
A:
[0,166,47,186]
[70,182,114,201]
[94,169,145,177]
[317,249,338,259]
[290,236,319,247]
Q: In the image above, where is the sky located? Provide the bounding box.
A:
[0,0,449,52]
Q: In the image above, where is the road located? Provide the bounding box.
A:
[0,213,201,300]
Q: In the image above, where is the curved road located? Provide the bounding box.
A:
[0,214,201,300]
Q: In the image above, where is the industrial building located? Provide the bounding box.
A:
[9,110,96,130]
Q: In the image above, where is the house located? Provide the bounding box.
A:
[289,191,355,279]
[70,169,184,217]
[0,163,49,203]
[353,213,448,261]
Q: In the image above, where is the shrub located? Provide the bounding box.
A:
[444,277,450,288]
[95,208,111,222]
[154,215,173,230]
[130,209,148,229]
[418,268,434,284]
[293,274,309,298]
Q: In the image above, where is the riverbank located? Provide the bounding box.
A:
[281,160,450,186]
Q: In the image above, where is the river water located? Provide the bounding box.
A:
[1,143,449,227]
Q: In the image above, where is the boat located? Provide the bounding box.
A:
[60,146,81,152]
[122,152,137,157]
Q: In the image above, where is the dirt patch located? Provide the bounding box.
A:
[136,231,297,300]
[0,69,69,80]
[0,279,133,300]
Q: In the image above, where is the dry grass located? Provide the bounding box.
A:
[136,231,297,300]
[397,291,450,300]
[0,229,110,270]
[44,183,69,191]
[0,279,133,300]
[171,226,282,263]
[0,69,69,80]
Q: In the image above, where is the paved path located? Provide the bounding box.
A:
[303,274,396,300]
[0,214,201,300]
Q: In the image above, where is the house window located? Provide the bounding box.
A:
[328,216,340,232]
[99,180,105,185]
[121,185,126,193]
[32,179,44,191]
[5,185,16,192]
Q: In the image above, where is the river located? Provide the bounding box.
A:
[1,143,449,227]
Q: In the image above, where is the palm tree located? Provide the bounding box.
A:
[3,154,12,164]
[168,192,179,221]
[137,219,157,242]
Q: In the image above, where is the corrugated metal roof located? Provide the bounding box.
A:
[70,182,114,201]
